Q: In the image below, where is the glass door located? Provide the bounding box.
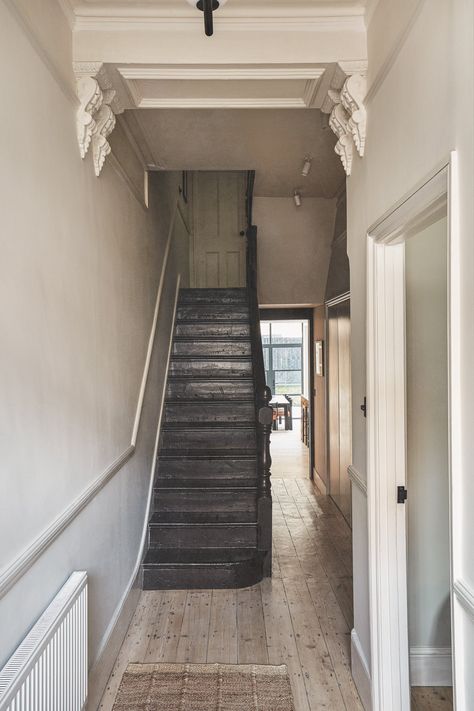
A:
[261,320,304,418]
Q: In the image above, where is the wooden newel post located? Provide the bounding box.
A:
[258,385,273,497]
[258,385,273,575]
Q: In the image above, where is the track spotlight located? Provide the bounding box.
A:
[293,190,302,207]
[301,156,312,177]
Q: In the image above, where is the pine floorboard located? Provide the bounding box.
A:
[98,432,453,711]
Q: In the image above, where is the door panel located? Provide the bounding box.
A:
[192,171,246,288]
[327,299,352,524]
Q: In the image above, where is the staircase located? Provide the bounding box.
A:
[143,286,271,589]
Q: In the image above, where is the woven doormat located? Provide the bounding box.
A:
[112,662,295,710]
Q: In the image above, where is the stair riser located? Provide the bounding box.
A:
[149,525,257,549]
[175,322,250,338]
[154,490,257,513]
[160,428,256,451]
[169,359,252,379]
[156,477,257,489]
[158,458,257,480]
[179,288,248,305]
[177,305,249,322]
[143,563,262,590]
[166,379,254,401]
[172,341,251,357]
[152,511,257,524]
[164,402,255,425]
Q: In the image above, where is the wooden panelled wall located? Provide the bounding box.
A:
[312,188,349,495]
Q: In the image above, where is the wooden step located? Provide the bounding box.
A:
[148,519,258,548]
[153,487,257,514]
[175,321,250,338]
[172,339,251,357]
[176,304,249,322]
[142,548,264,590]
[164,401,255,425]
[169,357,253,379]
[178,288,248,305]
[160,426,256,452]
[166,378,254,402]
[157,456,257,482]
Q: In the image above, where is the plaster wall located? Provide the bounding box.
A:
[254,197,336,307]
[0,4,188,704]
[347,0,473,704]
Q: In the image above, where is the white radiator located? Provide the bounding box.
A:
[0,571,88,711]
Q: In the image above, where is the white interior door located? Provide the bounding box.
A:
[192,171,246,288]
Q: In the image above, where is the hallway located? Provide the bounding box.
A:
[99,476,360,711]
[271,428,310,479]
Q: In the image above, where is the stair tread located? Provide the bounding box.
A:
[152,512,257,524]
[165,398,254,404]
[171,355,252,361]
[159,450,257,459]
[162,422,255,430]
[149,515,257,527]
[154,485,257,491]
[144,547,259,566]
[173,336,250,342]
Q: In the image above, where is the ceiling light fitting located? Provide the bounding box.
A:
[294,190,302,207]
[186,0,228,37]
[301,156,312,177]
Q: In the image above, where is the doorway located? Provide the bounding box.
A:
[405,216,452,709]
[260,310,312,480]
[366,160,458,711]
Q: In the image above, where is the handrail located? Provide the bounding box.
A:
[245,170,256,229]
[246,221,272,576]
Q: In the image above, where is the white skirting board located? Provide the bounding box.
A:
[351,629,372,710]
[409,647,452,686]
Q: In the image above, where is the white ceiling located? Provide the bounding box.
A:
[123,108,344,198]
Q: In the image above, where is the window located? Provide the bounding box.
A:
[261,320,304,417]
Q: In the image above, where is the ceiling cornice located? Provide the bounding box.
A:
[73,15,366,33]
[70,1,366,19]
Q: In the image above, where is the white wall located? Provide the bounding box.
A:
[253,197,336,307]
[406,217,450,651]
[347,0,473,705]
[0,1,188,703]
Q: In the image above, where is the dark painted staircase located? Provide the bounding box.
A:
[142,286,271,590]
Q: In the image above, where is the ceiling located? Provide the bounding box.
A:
[123,108,344,198]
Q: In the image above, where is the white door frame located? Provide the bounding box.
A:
[366,152,461,710]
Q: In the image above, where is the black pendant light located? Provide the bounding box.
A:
[199,0,219,36]
[187,0,225,37]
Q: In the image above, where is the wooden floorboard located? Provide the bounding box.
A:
[98,435,452,711]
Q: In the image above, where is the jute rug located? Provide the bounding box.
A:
[112,662,295,710]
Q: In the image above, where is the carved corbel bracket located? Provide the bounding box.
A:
[92,103,116,177]
[75,63,123,176]
[329,103,353,176]
[341,74,367,157]
[76,76,102,159]
[322,68,367,176]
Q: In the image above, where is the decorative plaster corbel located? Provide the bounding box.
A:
[75,63,124,176]
[329,103,353,176]
[92,102,116,177]
[76,76,103,159]
[341,74,367,157]
[74,62,124,115]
